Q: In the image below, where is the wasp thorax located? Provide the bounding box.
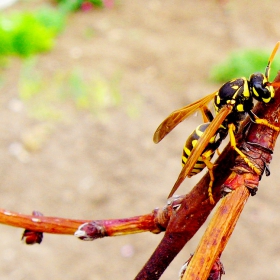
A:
[249,72,275,103]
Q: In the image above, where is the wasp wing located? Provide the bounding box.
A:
[167,105,233,198]
[153,92,217,143]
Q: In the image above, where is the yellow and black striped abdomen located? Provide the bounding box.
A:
[182,123,216,176]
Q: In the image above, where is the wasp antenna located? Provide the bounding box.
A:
[265,41,280,80]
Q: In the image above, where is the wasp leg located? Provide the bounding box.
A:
[201,151,215,204]
[228,123,261,175]
[248,110,280,131]
[200,105,214,123]
[254,118,279,131]
[216,148,221,156]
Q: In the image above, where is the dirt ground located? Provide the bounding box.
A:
[1,0,280,279]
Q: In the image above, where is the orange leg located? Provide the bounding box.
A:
[228,124,261,175]
[254,117,280,132]
[202,151,215,204]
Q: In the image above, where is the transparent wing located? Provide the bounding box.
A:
[167,105,233,198]
[153,92,217,143]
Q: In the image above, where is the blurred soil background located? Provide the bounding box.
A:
[1,0,280,279]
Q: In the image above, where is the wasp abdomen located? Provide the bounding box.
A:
[182,123,216,177]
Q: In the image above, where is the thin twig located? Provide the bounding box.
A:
[0,200,173,237]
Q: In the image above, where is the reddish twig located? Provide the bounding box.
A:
[0,196,177,238]
[0,208,89,235]
[179,255,225,280]
[182,180,250,279]
[74,198,179,240]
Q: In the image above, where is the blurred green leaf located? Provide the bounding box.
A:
[18,60,124,121]
[0,15,50,57]
[209,49,280,83]
[63,69,122,113]
[12,14,54,56]
[0,7,67,57]
[35,7,66,34]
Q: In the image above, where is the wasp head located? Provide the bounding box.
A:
[249,72,275,103]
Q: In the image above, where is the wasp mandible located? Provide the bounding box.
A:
[153,42,280,204]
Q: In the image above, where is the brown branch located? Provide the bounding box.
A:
[182,177,251,279]
[74,205,172,240]
[0,197,177,238]
[179,255,225,280]
[135,72,280,279]
[0,208,89,235]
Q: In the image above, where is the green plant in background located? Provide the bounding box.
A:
[56,0,104,12]
[12,14,53,56]
[18,57,63,120]
[209,49,280,83]
[62,69,122,115]
[0,8,66,57]
[0,0,113,60]
[0,0,120,121]
[0,0,111,58]
[18,58,123,120]
[18,57,43,100]
[0,0,112,58]
[34,7,66,34]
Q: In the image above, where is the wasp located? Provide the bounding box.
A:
[153,42,280,204]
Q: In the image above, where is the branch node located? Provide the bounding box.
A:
[75,221,105,241]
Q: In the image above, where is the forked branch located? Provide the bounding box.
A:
[1,71,280,278]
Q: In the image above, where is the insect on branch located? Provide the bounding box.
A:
[135,71,280,280]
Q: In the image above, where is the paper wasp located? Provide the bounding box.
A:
[153,42,280,204]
